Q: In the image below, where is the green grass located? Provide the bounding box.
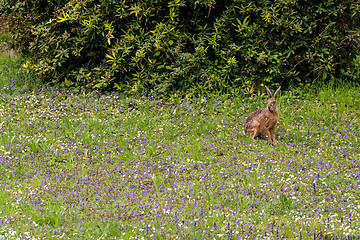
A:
[0,53,40,93]
[0,53,360,239]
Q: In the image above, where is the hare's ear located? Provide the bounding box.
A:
[273,86,281,99]
[265,86,273,98]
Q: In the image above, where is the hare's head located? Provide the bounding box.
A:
[265,86,281,112]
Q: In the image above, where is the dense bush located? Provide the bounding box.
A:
[1,0,359,95]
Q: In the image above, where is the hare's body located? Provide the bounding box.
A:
[244,86,281,144]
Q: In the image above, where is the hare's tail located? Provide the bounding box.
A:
[243,128,248,136]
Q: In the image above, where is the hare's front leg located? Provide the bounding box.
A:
[265,129,272,144]
[270,128,277,144]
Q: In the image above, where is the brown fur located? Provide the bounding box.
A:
[244,86,281,144]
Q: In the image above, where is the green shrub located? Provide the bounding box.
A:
[1,0,359,95]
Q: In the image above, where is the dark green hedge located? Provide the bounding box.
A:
[1,0,359,95]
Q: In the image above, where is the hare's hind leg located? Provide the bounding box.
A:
[250,129,258,141]
[249,121,261,141]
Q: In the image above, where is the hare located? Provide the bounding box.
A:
[244,86,281,144]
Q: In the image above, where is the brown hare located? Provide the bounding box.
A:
[244,86,281,144]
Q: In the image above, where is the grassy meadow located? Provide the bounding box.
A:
[0,52,360,239]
